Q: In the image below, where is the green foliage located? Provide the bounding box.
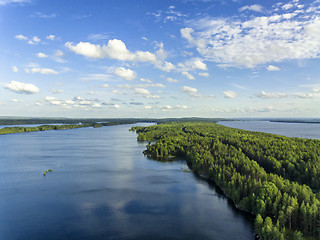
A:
[131,122,320,240]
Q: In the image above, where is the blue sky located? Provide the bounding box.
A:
[1,0,320,118]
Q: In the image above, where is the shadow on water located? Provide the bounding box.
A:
[146,155,255,232]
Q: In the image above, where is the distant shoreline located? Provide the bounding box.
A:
[269,120,320,124]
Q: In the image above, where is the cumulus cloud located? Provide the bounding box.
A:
[256,91,287,98]
[27,36,41,45]
[15,34,28,40]
[37,52,48,58]
[166,77,179,83]
[25,67,59,74]
[12,66,19,72]
[182,71,195,80]
[266,65,280,71]
[112,90,126,95]
[179,58,207,71]
[53,50,66,63]
[239,4,264,12]
[43,96,105,108]
[223,91,237,98]
[81,74,112,81]
[182,86,197,93]
[46,34,55,40]
[140,78,152,83]
[0,0,31,6]
[114,67,137,80]
[181,1,320,68]
[66,39,157,62]
[155,61,175,72]
[176,105,188,109]
[134,87,160,98]
[5,81,40,94]
[181,86,199,97]
[199,72,209,77]
[66,39,175,72]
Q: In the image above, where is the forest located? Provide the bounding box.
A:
[131,122,320,240]
[0,120,140,135]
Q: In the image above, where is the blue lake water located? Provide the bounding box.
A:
[218,120,320,140]
[0,124,255,240]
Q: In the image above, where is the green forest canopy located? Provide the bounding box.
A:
[131,122,320,240]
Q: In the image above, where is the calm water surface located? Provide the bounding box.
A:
[218,121,320,139]
[0,124,254,240]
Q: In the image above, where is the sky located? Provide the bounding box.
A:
[0,0,320,118]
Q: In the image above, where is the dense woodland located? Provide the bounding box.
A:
[0,120,140,135]
[131,122,320,240]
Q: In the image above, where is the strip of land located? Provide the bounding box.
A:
[132,122,320,240]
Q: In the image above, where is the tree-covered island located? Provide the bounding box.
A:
[131,122,320,240]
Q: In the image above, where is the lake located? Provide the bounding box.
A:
[218,120,320,140]
[0,124,255,240]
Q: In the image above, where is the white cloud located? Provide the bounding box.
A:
[0,0,31,6]
[12,66,19,72]
[25,67,59,75]
[135,88,150,95]
[134,87,160,98]
[54,49,64,57]
[223,91,237,98]
[31,12,56,18]
[43,96,105,109]
[37,52,48,58]
[179,58,207,71]
[112,90,126,95]
[156,61,175,72]
[66,39,175,72]
[239,4,264,12]
[256,91,286,98]
[199,72,209,77]
[52,50,66,63]
[10,98,22,102]
[66,39,157,63]
[15,34,28,40]
[138,83,165,88]
[182,71,195,80]
[32,36,40,42]
[46,34,55,40]
[114,67,137,80]
[282,3,294,10]
[266,65,280,71]
[5,81,40,94]
[181,86,198,94]
[149,6,187,23]
[113,104,120,108]
[181,2,320,68]
[192,59,207,70]
[144,105,152,109]
[176,105,188,109]
[101,84,109,88]
[81,74,112,81]
[140,78,152,83]
[166,77,178,83]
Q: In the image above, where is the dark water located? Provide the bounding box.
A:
[0,124,255,240]
[218,120,320,140]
